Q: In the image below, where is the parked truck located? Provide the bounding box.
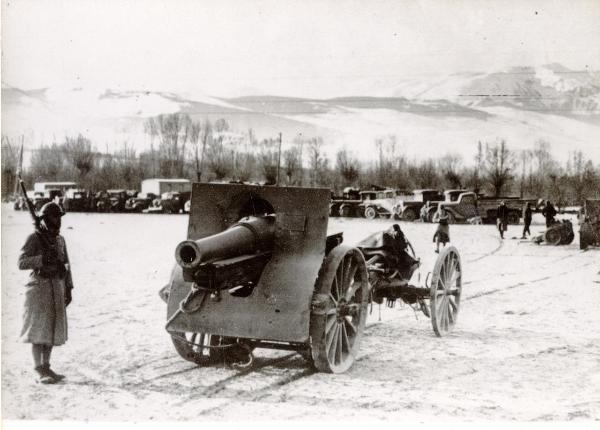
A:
[392,189,443,221]
[422,191,480,223]
[476,196,530,224]
[141,179,192,214]
[330,186,411,219]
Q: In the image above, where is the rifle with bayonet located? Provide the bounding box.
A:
[17,173,41,229]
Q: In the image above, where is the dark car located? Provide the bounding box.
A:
[63,189,91,212]
[125,192,157,213]
[160,191,191,214]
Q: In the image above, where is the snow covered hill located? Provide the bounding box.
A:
[2,64,599,163]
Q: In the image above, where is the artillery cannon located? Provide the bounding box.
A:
[160,183,463,373]
[532,219,574,246]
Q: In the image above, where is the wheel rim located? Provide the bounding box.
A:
[403,209,416,221]
[365,207,376,219]
[545,228,561,245]
[171,332,214,364]
[311,246,368,373]
[430,246,462,337]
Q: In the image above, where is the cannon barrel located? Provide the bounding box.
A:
[175,215,276,270]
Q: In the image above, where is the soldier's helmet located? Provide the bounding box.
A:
[39,202,65,218]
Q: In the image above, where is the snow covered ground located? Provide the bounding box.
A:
[2,206,599,421]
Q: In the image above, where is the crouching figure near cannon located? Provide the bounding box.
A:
[160,183,463,374]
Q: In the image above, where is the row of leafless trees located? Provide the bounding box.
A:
[2,113,599,206]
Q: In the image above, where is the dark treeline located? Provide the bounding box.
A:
[2,113,599,206]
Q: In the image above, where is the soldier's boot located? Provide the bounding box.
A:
[34,365,55,384]
[43,364,65,381]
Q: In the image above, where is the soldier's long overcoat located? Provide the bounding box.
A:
[18,231,73,346]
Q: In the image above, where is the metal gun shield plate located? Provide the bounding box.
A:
[166,183,331,343]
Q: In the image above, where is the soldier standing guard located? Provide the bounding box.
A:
[18,202,73,384]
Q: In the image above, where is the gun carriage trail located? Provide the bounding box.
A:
[2,206,598,421]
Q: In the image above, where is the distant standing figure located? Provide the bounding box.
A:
[18,202,74,384]
[432,204,450,253]
[497,201,509,239]
[521,202,533,239]
[541,200,557,227]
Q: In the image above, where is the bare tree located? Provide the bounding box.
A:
[30,142,66,182]
[205,134,231,180]
[438,153,463,189]
[63,134,95,187]
[336,148,360,187]
[1,135,22,198]
[258,138,279,185]
[408,158,440,189]
[283,147,301,185]
[485,140,514,196]
[307,137,328,186]
[518,149,532,198]
[144,113,192,177]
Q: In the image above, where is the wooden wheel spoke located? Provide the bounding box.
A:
[325,314,337,333]
[332,272,341,301]
[344,265,359,300]
[447,258,456,284]
[448,296,458,312]
[327,323,339,358]
[447,287,460,296]
[336,326,344,363]
[436,294,446,312]
[345,316,357,334]
[448,302,455,325]
[341,324,350,353]
[329,293,338,306]
[443,253,451,282]
[441,297,449,331]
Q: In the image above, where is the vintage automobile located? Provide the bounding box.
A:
[161,191,192,214]
[146,191,191,214]
[159,183,464,373]
[95,189,128,212]
[425,191,480,224]
[63,189,90,212]
[392,189,443,221]
[125,192,157,213]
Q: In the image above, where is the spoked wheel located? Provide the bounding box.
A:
[310,245,369,373]
[364,206,378,219]
[171,332,218,365]
[544,227,562,246]
[402,208,417,222]
[171,332,254,367]
[429,246,462,337]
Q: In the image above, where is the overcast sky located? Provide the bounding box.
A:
[2,0,600,98]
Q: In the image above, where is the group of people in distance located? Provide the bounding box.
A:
[433,199,559,253]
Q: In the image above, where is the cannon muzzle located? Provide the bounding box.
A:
[175,215,276,271]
